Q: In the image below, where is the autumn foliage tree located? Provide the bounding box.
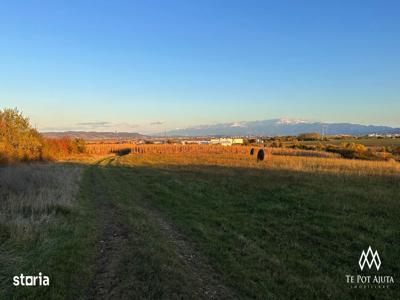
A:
[0,108,86,163]
[297,133,323,141]
[41,137,86,160]
[0,108,43,163]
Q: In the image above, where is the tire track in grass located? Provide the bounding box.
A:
[85,156,235,299]
[115,158,236,299]
[137,204,236,299]
[85,164,131,299]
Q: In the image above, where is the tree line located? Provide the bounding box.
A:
[0,108,85,164]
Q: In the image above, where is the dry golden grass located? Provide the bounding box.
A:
[86,143,340,158]
[86,143,140,155]
[86,143,256,155]
[72,143,400,178]
[116,151,400,177]
[269,147,340,158]
[0,163,83,240]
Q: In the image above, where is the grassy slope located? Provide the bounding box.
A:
[1,154,399,299]
[114,154,400,299]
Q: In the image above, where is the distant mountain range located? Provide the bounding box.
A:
[41,119,400,139]
[162,118,400,137]
[42,131,145,140]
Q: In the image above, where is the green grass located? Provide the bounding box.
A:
[82,163,216,299]
[301,137,400,147]
[1,161,228,299]
[0,164,97,299]
[115,155,400,299]
[1,155,399,299]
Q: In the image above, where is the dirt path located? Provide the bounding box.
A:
[137,204,235,299]
[85,158,235,299]
[85,166,131,299]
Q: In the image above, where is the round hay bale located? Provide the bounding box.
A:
[257,149,265,162]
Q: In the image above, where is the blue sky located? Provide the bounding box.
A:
[1,0,399,133]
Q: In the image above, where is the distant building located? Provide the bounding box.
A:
[232,138,244,144]
[181,140,210,145]
[210,138,244,146]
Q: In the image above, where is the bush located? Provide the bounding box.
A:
[391,146,400,156]
[0,108,87,163]
[326,143,393,161]
[112,148,132,156]
[271,140,283,148]
[41,138,86,160]
[0,108,43,163]
[297,133,322,141]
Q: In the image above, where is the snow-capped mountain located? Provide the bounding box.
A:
[162,118,399,136]
[276,118,310,125]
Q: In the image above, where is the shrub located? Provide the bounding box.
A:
[326,143,394,161]
[297,133,322,141]
[0,108,43,163]
[0,108,87,163]
[391,146,400,156]
[271,140,283,148]
[41,138,86,160]
[112,148,132,156]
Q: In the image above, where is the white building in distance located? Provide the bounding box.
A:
[210,138,244,146]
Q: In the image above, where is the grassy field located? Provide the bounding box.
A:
[300,137,400,147]
[0,163,96,299]
[113,153,400,299]
[0,152,399,299]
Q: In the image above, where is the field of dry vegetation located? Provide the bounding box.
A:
[0,145,399,299]
[86,136,400,162]
[0,164,83,241]
[90,144,399,177]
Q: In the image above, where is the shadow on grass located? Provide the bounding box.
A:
[89,161,399,299]
[1,159,399,299]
